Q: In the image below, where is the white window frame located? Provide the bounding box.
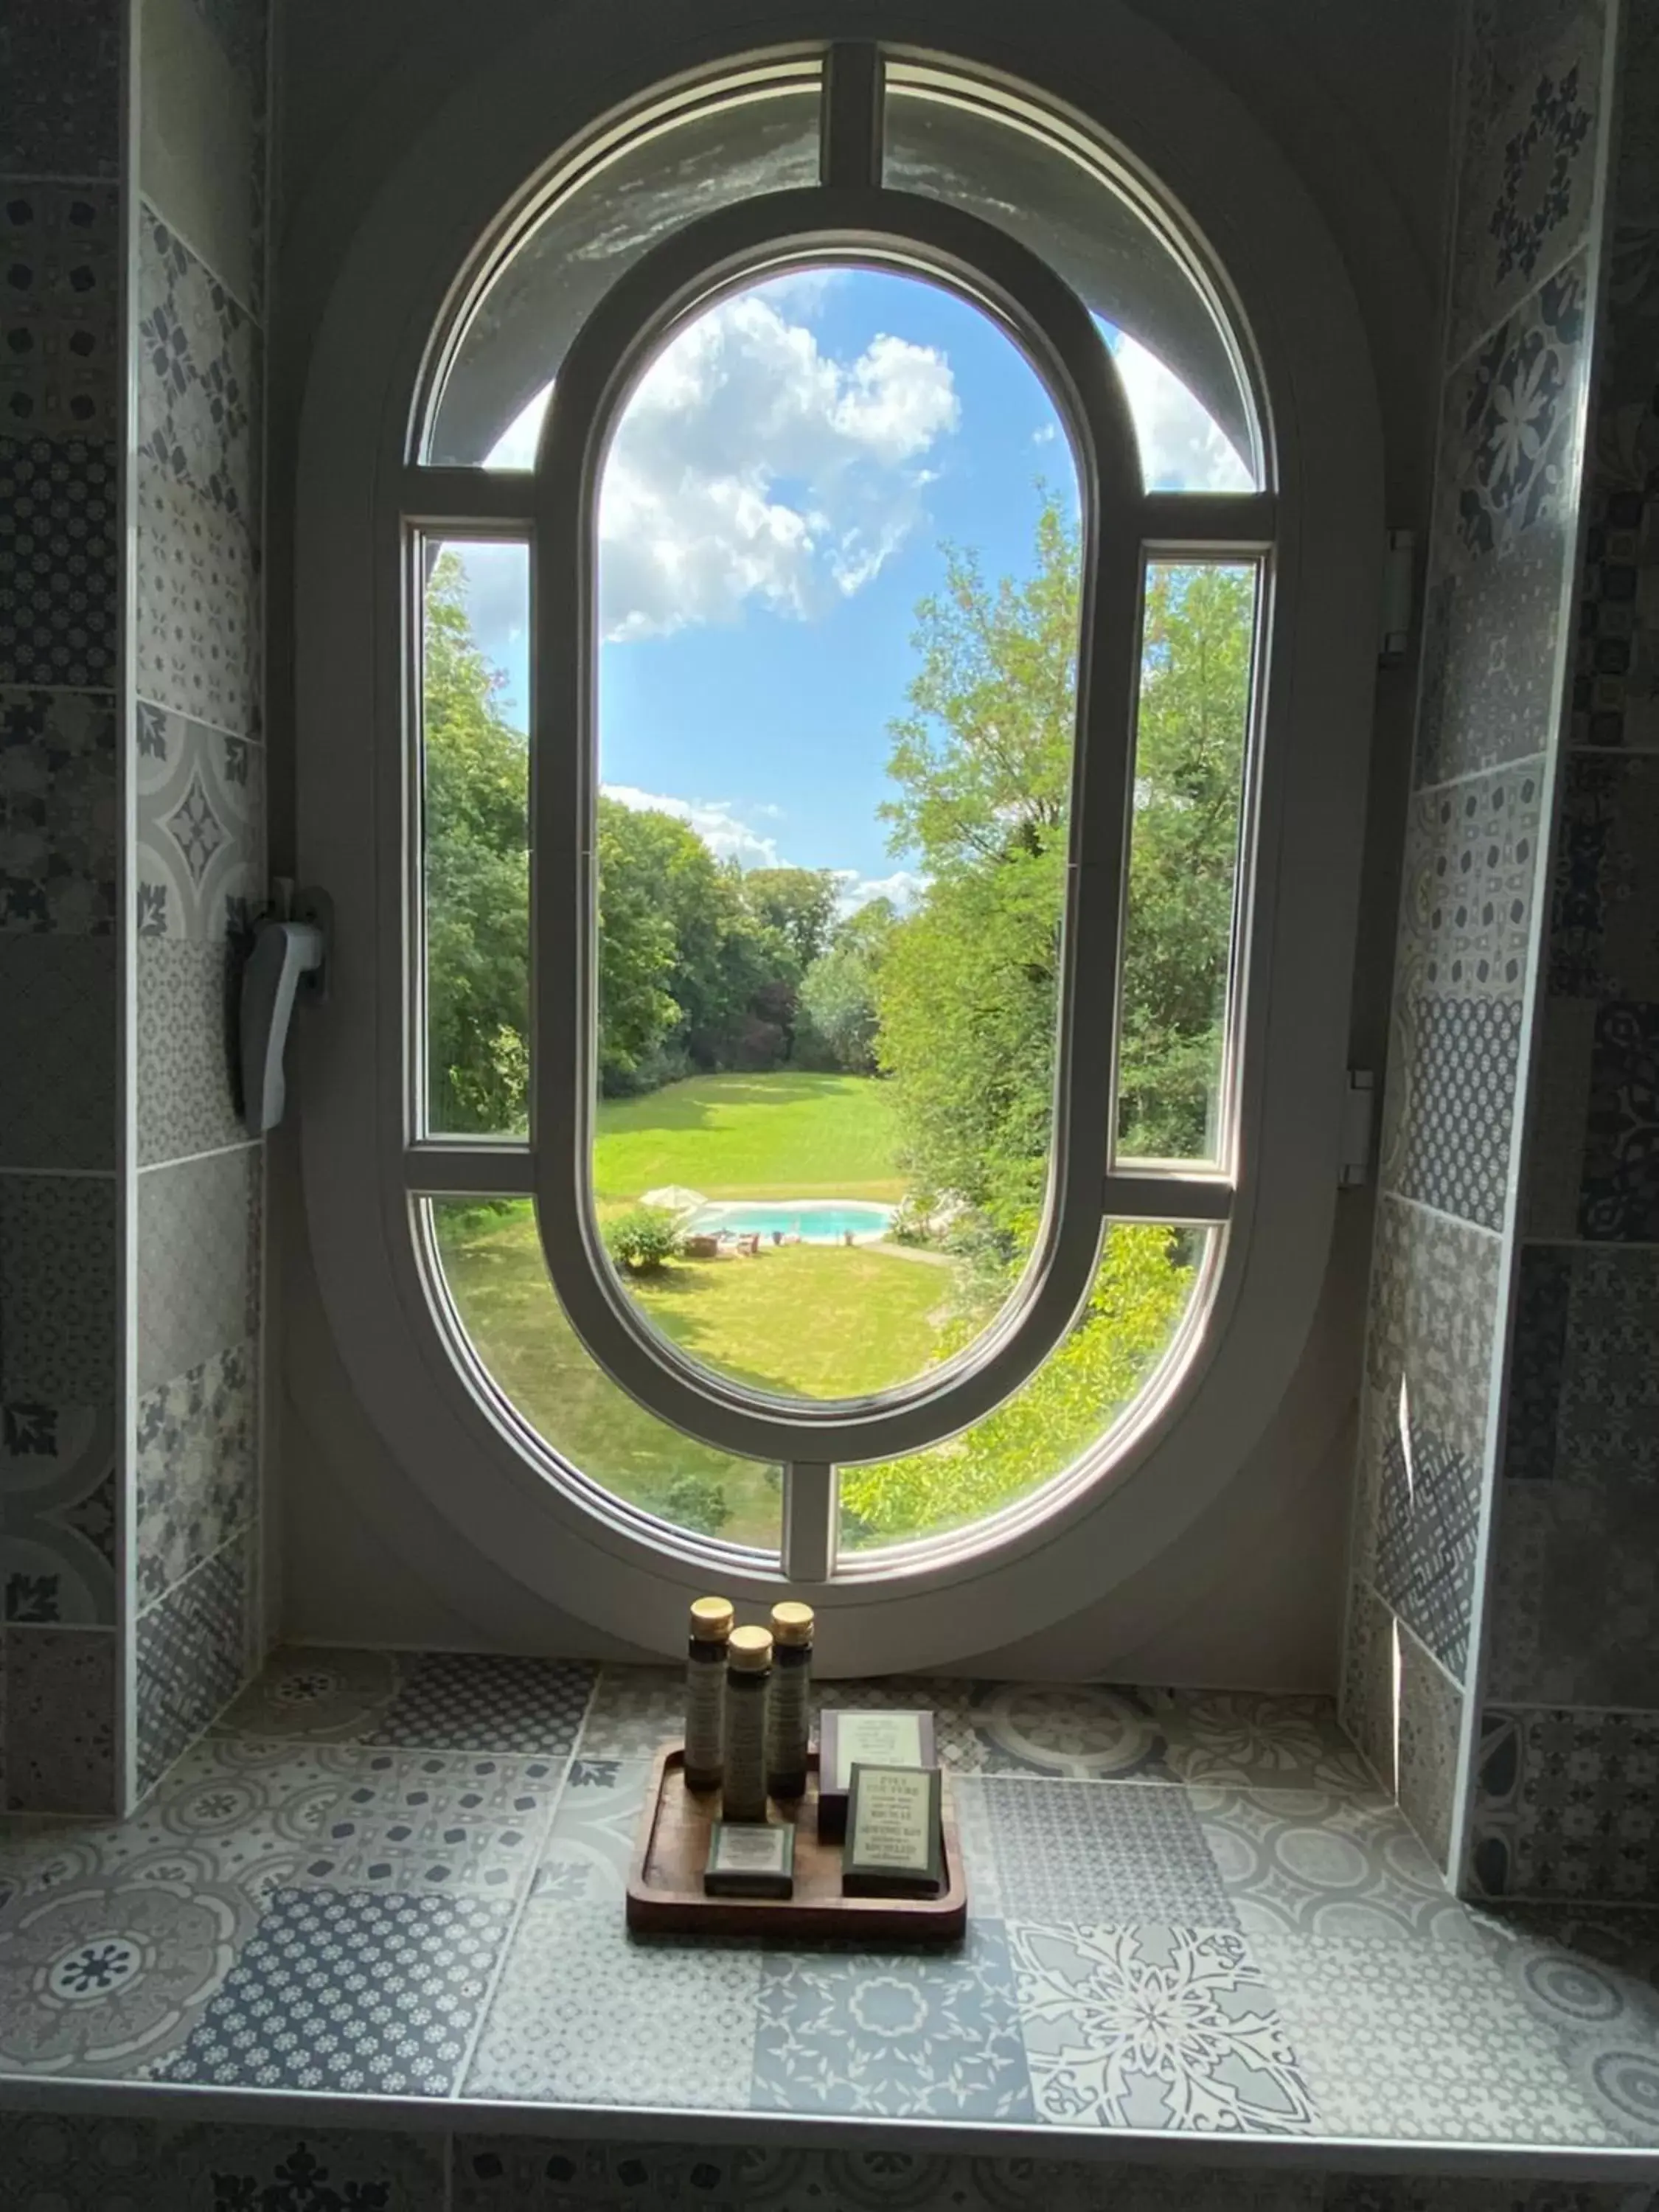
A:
[294,0,1382,1671]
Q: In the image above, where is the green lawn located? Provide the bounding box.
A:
[435,1069,965,1545]
[594,1072,905,1206]
[436,1201,955,1546]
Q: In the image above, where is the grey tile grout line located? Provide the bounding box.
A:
[0,681,121,697]
[445,1664,608,2101]
[1377,1187,1503,1242]
[0,171,122,189]
[136,1136,262,1177]
[136,190,263,333]
[0,1164,119,1180]
[1410,747,1549,806]
[133,689,266,751]
[131,1510,254,1627]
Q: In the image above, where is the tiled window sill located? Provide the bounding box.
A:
[1,1653,1657,2188]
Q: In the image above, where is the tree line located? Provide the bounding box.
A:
[425,504,1253,1539]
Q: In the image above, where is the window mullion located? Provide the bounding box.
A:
[781,1461,838,1582]
[1102,1172,1233,1225]
[820,44,883,189]
[404,1141,535,1197]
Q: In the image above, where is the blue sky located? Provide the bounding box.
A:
[454,268,1245,900]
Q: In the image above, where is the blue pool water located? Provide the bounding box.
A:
[684,1200,894,1242]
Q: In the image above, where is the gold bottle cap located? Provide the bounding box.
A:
[728,1624,774,1672]
[771,1601,815,1646]
[689,1596,734,1642]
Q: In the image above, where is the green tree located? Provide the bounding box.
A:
[801,897,897,1072]
[742,867,839,970]
[422,552,530,1133]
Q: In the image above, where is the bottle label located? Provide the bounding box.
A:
[685,1656,724,1777]
[723,1679,768,1818]
[766,1660,810,1783]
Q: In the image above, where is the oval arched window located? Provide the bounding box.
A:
[404,44,1271,1580]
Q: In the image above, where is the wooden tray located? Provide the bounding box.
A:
[625,1746,967,1942]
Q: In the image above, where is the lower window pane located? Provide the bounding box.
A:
[838,1222,1214,1552]
[428,1198,782,1553]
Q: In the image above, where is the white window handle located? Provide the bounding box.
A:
[240,897,329,1135]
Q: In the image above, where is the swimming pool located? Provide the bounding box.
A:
[684,1200,894,1242]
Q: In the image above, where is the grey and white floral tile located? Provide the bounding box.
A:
[755,1920,1032,2120]
[0,2115,447,2212]
[1545,1245,1659,1485]
[1447,0,1604,367]
[136,936,246,1165]
[970,1776,1235,1927]
[1,1398,116,1625]
[136,700,263,942]
[156,1883,512,2096]
[294,1745,564,1902]
[1372,1399,1481,1679]
[1576,1000,1659,1241]
[134,458,261,740]
[0,936,116,1169]
[136,1140,261,1393]
[211,1644,595,1757]
[1366,1196,1501,1475]
[0,435,119,689]
[0,686,118,935]
[0,0,123,181]
[212,1644,406,1742]
[0,185,120,439]
[1416,526,1577,790]
[1339,1576,1397,1792]
[135,1339,257,1611]
[963,1681,1178,1781]
[465,1893,762,2108]
[1010,1920,1312,2133]
[578,1661,685,1756]
[1503,1242,1575,1480]
[1470,1704,1659,1902]
[1551,755,1659,1000]
[534,1755,650,1902]
[1471,1901,1659,2145]
[0,1870,253,2077]
[1147,1688,1371,1792]
[136,1530,254,1795]
[1440,252,1589,569]
[1255,1926,1615,2145]
[1189,1783,1461,1942]
[1382,994,1523,1232]
[2,1622,115,1813]
[4,1731,372,1908]
[136,209,260,534]
[1394,1622,1463,1877]
[1395,761,1545,1004]
[1484,1480,1659,1709]
[0,1171,116,1404]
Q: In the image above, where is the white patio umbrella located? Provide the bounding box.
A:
[641,1186,706,1215]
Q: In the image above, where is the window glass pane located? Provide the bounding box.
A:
[883,80,1257,492]
[428,82,822,467]
[421,539,530,1136]
[589,265,1082,1404]
[430,1200,782,1551]
[840,1222,1214,1550]
[1116,561,1256,1164]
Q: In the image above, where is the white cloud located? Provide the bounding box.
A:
[832,866,928,916]
[487,289,959,641]
[601,783,782,869]
[1032,422,1057,447]
[1110,330,1252,493]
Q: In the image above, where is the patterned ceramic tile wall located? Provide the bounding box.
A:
[1345,0,1612,1888]
[129,0,270,1801]
[1467,5,1659,1901]
[0,4,128,1823]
